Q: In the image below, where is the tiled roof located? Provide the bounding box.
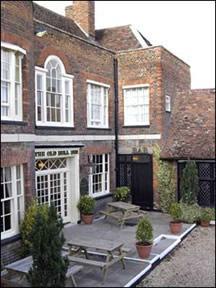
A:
[33,2,88,40]
[161,89,215,159]
[95,25,152,51]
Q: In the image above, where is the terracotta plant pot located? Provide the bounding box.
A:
[136,242,152,259]
[200,220,210,227]
[169,221,182,234]
[81,214,94,224]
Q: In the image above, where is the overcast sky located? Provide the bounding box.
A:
[34,1,215,89]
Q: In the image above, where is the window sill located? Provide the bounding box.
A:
[87,127,112,130]
[1,234,21,245]
[36,125,75,130]
[1,120,27,126]
[123,125,150,128]
[91,192,112,200]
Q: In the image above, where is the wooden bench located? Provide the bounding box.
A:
[66,265,83,287]
[100,209,146,226]
[68,256,106,268]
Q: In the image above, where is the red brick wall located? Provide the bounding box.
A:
[1,1,35,134]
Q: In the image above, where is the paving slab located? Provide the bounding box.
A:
[69,254,150,287]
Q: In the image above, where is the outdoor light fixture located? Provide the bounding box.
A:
[35,28,48,37]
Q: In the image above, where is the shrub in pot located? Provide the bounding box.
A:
[77,195,96,224]
[135,217,153,259]
[113,186,130,202]
[169,202,183,234]
[200,207,212,227]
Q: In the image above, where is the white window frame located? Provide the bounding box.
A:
[1,42,26,121]
[1,165,24,240]
[35,55,74,127]
[87,80,109,128]
[88,154,110,198]
[165,95,171,112]
[123,84,150,126]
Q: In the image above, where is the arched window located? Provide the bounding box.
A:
[35,56,74,126]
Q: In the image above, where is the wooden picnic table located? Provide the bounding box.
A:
[66,238,129,283]
[100,201,146,228]
[4,251,83,287]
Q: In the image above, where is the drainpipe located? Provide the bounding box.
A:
[114,57,119,187]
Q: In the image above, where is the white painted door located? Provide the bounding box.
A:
[35,158,70,223]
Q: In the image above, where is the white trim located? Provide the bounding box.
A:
[1,42,26,55]
[124,264,152,287]
[44,55,66,74]
[1,134,115,142]
[129,25,149,48]
[35,66,48,73]
[119,134,161,140]
[122,84,150,89]
[86,79,110,88]
[73,20,89,37]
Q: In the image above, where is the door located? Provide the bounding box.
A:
[35,157,70,223]
[118,154,153,209]
[131,154,153,209]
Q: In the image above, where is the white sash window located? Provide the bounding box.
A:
[1,42,26,121]
[123,85,150,126]
[35,56,74,127]
[1,165,24,239]
[87,80,109,128]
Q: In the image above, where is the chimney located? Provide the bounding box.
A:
[65,1,95,38]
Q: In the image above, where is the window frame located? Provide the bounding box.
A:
[165,95,171,112]
[88,154,110,198]
[1,165,24,240]
[35,55,74,127]
[1,42,25,121]
[87,80,110,128]
[123,84,150,126]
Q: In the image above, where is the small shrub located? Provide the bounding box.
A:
[179,202,201,224]
[77,195,96,215]
[180,160,199,205]
[113,186,130,202]
[169,202,182,222]
[153,145,176,213]
[200,207,213,222]
[136,217,153,245]
[27,205,68,287]
[20,199,49,256]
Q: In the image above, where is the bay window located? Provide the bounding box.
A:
[35,56,74,127]
[1,42,25,121]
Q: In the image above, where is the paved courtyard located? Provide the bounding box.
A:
[63,211,195,287]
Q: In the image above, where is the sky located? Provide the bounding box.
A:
[34,1,215,89]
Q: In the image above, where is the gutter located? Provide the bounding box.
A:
[114,57,119,186]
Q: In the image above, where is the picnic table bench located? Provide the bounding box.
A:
[4,252,83,287]
[100,201,146,228]
[66,238,130,283]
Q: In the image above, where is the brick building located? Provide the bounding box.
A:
[1,1,215,264]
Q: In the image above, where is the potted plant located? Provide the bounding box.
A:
[169,202,183,234]
[200,207,212,227]
[135,217,153,259]
[77,195,96,224]
[113,186,130,202]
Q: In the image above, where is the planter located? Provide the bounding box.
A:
[136,242,152,259]
[169,221,182,234]
[81,213,94,224]
[200,220,210,227]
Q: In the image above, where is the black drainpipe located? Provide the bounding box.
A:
[114,57,119,187]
